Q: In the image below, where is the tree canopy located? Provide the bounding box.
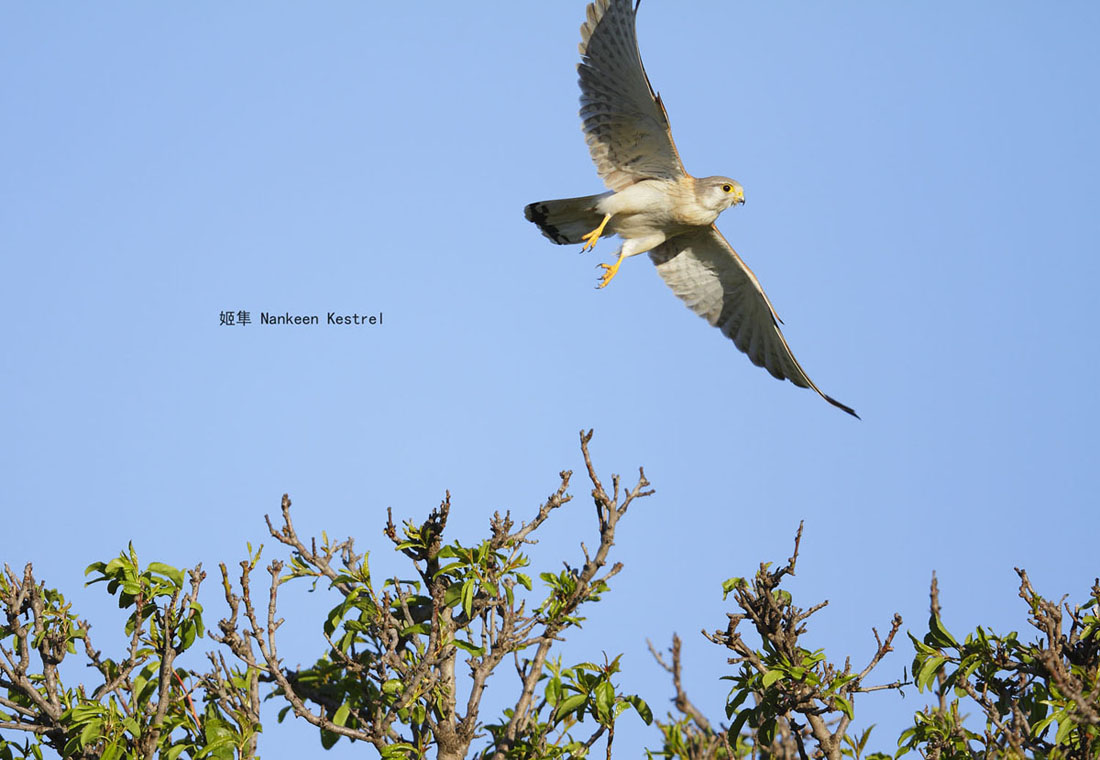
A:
[2,433,1097,759]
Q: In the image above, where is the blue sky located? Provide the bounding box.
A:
[3,2,1099,757]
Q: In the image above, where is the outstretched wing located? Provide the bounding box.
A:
[578,0,687,191]
[649,227,859,417]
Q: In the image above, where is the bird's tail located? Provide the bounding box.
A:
[524,193,611,245]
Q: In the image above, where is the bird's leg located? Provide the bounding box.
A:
[597,250,626,289]
[579,214,612,253]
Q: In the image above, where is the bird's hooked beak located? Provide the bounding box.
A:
[732,187,745,206]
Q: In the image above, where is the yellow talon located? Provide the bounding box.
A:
[580,214,612,253]
[597,253,625,289]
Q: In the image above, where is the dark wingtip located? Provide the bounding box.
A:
[824,394,860,419]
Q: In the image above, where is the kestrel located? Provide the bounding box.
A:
[524,0,858,418]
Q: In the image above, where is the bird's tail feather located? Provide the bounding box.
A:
[524,193,611,245]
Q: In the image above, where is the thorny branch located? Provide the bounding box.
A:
[493,430,652,759]
[703,523,903,760]
[0,563,68,749]
[213,429,652,760]
[911,568,1100,759]
[649,635,713,735]
[648,634,731,759]
[1017,569,1100,727]
[0,559,220,759]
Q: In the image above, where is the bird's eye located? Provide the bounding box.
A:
[722,184,732,193]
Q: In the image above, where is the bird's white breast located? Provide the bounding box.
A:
[596,177,720,238]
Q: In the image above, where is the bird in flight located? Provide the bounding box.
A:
[524,0,858,418]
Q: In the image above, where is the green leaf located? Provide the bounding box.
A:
[203,716,232,743]
[147,562,185,588]
[926,612,958,649]
[729,705,754,739]
[594,681,614,724]
[761,669,785,688]
[553,694,587,722]
[443,582,465,609]
[956,653,982,684]
[79,718,103,747]
[179,621,197,651]
[1032,712,1058,737]
[834,695,854,720]
[726,687,751,719]
[625,694,653,725]
[721,577,745,600]
[453,638,485,656]
[545,676,563,706]
[1054,713,1076,746]
[323,605,344,638]
[759,717,777,745]
[85,561,107,578]
[908,631,937,656]
[333,702,350,727]
[462,579,475,619]
[916,654,946,692]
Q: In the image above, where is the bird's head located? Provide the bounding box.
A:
[699,176,745,212]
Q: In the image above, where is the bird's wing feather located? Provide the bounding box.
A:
[649,227,858,417]
[578,0,686,191]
